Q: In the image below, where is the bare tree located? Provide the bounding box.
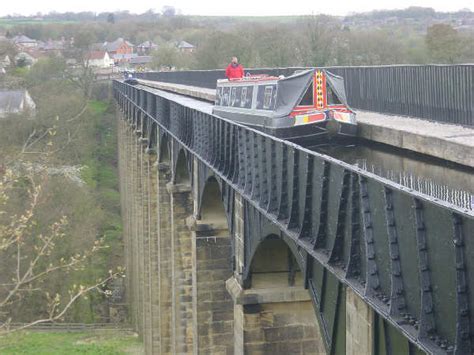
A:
[298,15,341,66]
[65,29,98,98]
[0,169,123,334]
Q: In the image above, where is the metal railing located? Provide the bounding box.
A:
[5,322,132,332]
[136,65,474,126]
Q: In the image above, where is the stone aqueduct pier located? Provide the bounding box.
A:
[114,79,473,354]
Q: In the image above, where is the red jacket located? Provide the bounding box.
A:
[225,63,244,79]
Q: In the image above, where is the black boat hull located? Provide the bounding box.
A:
[213,107,357,146]
[236,119,357,146]
[266,120,357,146]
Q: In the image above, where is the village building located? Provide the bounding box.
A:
[102,38,134,57]
[112,53,138,65]
[0,90,36,118]
[86,50,114,68]
[37,38,67,54]
[177,40,195,53]
[129,56,153,70]
[136,41,158,55]
[11,35,38,49]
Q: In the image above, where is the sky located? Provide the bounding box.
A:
[0,0,472,17]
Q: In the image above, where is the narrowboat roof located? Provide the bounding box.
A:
[216,69,350,119]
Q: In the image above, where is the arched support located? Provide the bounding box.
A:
[187,163,235,353]
[158,132,170,164]
[228,210,327,354]
[174,149,190,185]
[166,139,194,353]
[156,150,173,353]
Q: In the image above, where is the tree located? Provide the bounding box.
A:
[425,24,461,63]
[0,168,123,333]
[151,44,180,70]
[162,6,176,17]
[194,31,245,69]
[66,29,98,98]
[298,15,341,66]
[0,40,17,62]
[107,13,115,24]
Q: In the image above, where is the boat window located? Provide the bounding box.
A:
[263,86,273,109]
[230,87,237,106]
[244,86,253,108]
[216,87,223,105]
[222,87,230,106]
[240,87,247,107]
[326,83,342,105]
[233,87,242,107]
[256,84,274,110]
[299,83,313,106]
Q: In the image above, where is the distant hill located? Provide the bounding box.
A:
[343,7,474,32]
[1,7,473,33]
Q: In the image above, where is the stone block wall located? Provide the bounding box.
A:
[195,235,234,354]
[240,302,326,354]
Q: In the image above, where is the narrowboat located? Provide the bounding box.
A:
[212,69,357,145]
[124,73,138,85]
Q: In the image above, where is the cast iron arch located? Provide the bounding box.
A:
[174,149,190,184]
[199,176,228,226]
[246,234,304,289]
[158,134,170,163]
[147,122,157,151]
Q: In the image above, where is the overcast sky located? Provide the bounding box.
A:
[1,0,472,17]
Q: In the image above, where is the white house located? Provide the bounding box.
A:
[0,90,36,118]
[86,51,114,68]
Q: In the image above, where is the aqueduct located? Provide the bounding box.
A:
[115,66,473,354]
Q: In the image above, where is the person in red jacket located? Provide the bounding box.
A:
[225,57,244,80]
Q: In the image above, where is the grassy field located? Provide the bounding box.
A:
[0,330,143,354]
[0,19,77,28]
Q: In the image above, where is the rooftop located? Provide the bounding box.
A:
[103,38,134,52]
[86,51,109,60]
[138,41,158,48]
[0,90,33,112]
[12,35,36,44]
[177,40,195,49]
[130,56,152,64]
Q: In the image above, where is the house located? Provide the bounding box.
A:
[103,38,134,57]
[130,56,153,70]
[86,51,114,68]
[177,40,195,53]
[112,53,138,65]
[11,35,37,48]
[0,90,36,118]
[137,41,158,55]
[37,39,66,54]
